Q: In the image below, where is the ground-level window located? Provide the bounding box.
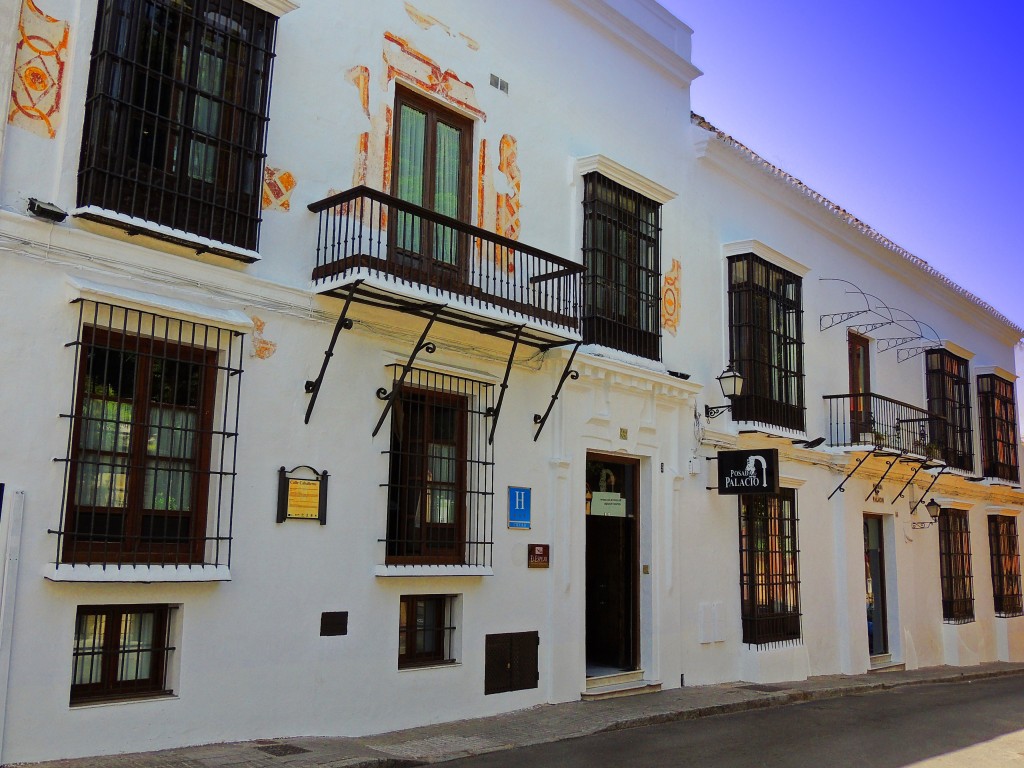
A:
[71,604,173,704]
[739,489,801,646]
[988,515,1023,618]
[938,508,974,624]
[399,594,455,668]
[383,366,493,566]
[58,301,243,567]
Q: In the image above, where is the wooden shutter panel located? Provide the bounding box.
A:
[485,631,539,695]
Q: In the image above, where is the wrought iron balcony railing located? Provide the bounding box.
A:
[823,392,947,457]
[308,186,582,333]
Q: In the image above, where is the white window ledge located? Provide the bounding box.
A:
[44,564,230,583]
[374,565,493,577]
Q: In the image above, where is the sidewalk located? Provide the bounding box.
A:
[21,661,1024,768]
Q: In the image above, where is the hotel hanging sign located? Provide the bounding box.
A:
[716,449,780,495]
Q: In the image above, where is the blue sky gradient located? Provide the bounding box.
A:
[657,1,1024,332]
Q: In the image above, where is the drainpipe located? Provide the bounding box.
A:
[0,488,26,766]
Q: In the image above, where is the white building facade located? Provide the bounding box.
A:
[0,0,1021,762]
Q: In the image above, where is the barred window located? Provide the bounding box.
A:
[988,515,1023,618]
[71,604,174,704]
[58,301,242,567]
[582,173,661,360]
[383,367,493,567]
[398,594,456,668]
[739,489,801,646]
[926,350,974,472]
[78,0,277,253]
[728,254,804,431]
[978,375,1019,483]
[938,508,974,623]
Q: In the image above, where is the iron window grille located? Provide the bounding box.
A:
[739,489,801,647]
[78,0,277,252]
[71,604,175,704]
[727,254,805,431]
[56,300,243,568]
[581,172,661,360]
[382,366,493,566]
[988,515,1023,618]
[926,349,974,472]
[978,374,1019,483]
[398,594,455,668]
[938,508,975,624]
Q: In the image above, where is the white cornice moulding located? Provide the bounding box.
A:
[722,239,811,278]
[244,0,298,16]
[975,365,1017,381]
[67,276,253,333]
[553,0,702,88]
[985,505,1021,516]
[933,497,974,511]
[575,155,677,204]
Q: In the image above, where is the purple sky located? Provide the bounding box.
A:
[656,1,1024,334]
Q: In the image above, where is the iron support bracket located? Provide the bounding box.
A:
[827,450,875,501]
[371,305,444,438]
[865,451,906,501]
[909,466,948,516]
[486,325,524,445]
[304,280,363,424]
[533,341,581,441]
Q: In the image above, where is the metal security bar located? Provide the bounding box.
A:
[381,366,493,567]
[988,515,1023,618]
[823,392,947,455]
[728,253,805,431]
[70,604,175,704]
[926,349,974,472]
[308,186,582,333]
[581,173,661,360]
[978,375,1020,483]
[55,300,243,568]
[938,509,975,624]
[738,490,801,647]
[78,0,277,252]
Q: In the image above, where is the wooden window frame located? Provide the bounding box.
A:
[70,604,172,705]
[398,594,455,668]
[738,489,801,646]
[938,508,975,624]
[926,349,974,472]
[385,387,468,565]
[389,85,474,281]
[581,172,662,360]
[63,326,217,565]
[978,374,1019,482]
[78,0,277,251]
[988,515,1023,618]
[727,253,805,431]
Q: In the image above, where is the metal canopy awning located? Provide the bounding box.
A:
[304,279,581,442]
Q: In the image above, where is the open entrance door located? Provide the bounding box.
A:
[864,514,888,656]
[585,454,639,675]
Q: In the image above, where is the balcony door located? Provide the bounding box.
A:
[390,86,472,283]
[848,331,871,440]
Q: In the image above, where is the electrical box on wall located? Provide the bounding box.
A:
[688,457,703,476]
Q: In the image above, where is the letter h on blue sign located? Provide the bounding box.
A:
[508,486,531,529]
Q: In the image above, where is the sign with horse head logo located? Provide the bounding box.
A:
[716,449,780,495]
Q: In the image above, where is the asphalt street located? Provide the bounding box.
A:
[444,676,1024,768]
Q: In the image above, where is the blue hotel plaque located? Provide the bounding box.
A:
[508,486,532,529]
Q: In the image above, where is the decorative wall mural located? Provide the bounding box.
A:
[404,2,480,49]
[262,166,297,211]
[383,32,485,120]
[661,258,681,335]
[249,316,278,360]
[8,0,68,139]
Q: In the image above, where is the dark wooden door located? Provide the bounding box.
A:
[585,454,639,672]
[864,515,888,655]
[848,331,871,438]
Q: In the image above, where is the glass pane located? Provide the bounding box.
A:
[117,612,154,682]
[427,443,455,483]
[147,407,197,459]
[144,460,193,511]
[416,599,438,653]
[80,398,133,453]
[73,613,106,685]
[433,122,462,264]
[75,454,129,507]
[428,488,456,524]
[395,105,426,253]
